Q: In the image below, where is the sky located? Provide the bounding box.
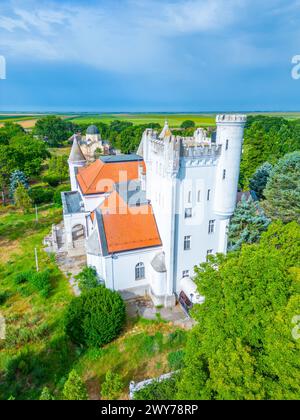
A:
[0,0,300,112]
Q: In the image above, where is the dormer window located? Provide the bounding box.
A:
[225,139,229,150]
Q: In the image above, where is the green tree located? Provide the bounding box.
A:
[101,371,123,400]
[39,386,54,400]
[64,286,126,348]
[34,116,73,147]
[47,155,69,182]
[249,162,273,200]
[263,151,300,223]
[76,266,99,293]
[227,195,270,251]
[13,183,32,213]
[180,120,195,129]
[177,221,300,400]
[63,370,88,400]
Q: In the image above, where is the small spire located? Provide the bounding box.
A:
[69,135,86,162]
[159,120,171,139]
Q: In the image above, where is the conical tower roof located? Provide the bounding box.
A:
[159,120,171,139]
[69,135,86,162]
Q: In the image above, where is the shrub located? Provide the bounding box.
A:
[134,376,178,400]
[168,350,185,370]
[29,186,54,205]
[43,174,61,187]
[75,266,99,293]
[64,286,126,348]
[0,291,9,305]
[101,371,123,400]
[14,270,33,285]
[39,386,54,400]
[63,369,88,400]
[30,269,52,298]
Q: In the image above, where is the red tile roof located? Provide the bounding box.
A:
[77,160,146,195]
[99,191,162,253]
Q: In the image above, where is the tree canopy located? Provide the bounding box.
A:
[178,221,300,400]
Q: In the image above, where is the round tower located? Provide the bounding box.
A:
[68,135,86,191]
[213,114,247,219]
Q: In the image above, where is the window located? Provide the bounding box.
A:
[182,270,190,278]
[135,262,145,280]
[222,169,226,180]
[188,191,192,203]
[197,190,201,202]
[206,249,213,261]
[208,220,215,234]
[207,189,211,201]
[184,236,191,250]
[225,139,229,150]
[185,208,192,218]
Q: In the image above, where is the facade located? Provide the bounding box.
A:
[62,114,246,306]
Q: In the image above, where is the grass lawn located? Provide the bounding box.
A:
[0,204,186,400]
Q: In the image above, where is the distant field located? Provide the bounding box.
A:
[1,112,300,130]
[69,113,217,127]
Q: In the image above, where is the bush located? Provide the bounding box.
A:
[43,174,61,187]
[168,350,185,370]
[63,369,88,400]
[101,371,123,400]
[30,269,52,298]
[14,270,34,285]
[39,386,54,400]
[64,286,126,348]
[134,376,178,400]
[75,266,99,293]
[180,120,195,129]
[53,185,69,206]
[0,291,9,305]
[29,186,54,205]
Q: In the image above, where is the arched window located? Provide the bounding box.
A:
[135,262,145,280]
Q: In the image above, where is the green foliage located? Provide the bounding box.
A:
[134,376,178,400]
[101,371,123,400]
[240,116,300,188]
[180,120,195,129]
[30,269,52,298]
[75,266,99,293]
[63,370,88,400]
[263,151,300,223]
[42,174,61,187]
[168,350,185,370]
[29,186,54,205]
[53,185,70,207]
[47,155,69,182]
[227,195,270,251]
[249,162,273,200]
[14,183,32,213]
[64,286,126,348]
[34,116,75,147]
[177,221,300,400]
[14,270,33,285]
[39,386,54,400]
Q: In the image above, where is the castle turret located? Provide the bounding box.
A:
[213,114,247,219]
[68,135,86,191]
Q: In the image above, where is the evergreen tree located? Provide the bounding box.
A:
[101,371,123,400]
[39,386,54,400]
[249,162,273,199]
[263,151,300,223]
[13,183,32,213]
[227,195,270,251]
[63,370,88,400]
[177,222,300,400]
[9,170,28,198]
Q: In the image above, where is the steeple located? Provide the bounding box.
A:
[69,135,86,163]
[159,120,171,139]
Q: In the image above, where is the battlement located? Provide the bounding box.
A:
[182,143,222,158]
[216,114,247,123]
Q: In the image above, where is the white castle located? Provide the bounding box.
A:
[62,115,246,307]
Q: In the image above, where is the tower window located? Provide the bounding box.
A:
[208,220,215,234]
[207,189,211,201]
[188,191,192,203]
[197,190,201,202]
[135,262,145,280]
[223,169,226,180]
[182,270,190,278]
[184,236,191,250]
[185,208,192,218]
[225,139,229,150]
